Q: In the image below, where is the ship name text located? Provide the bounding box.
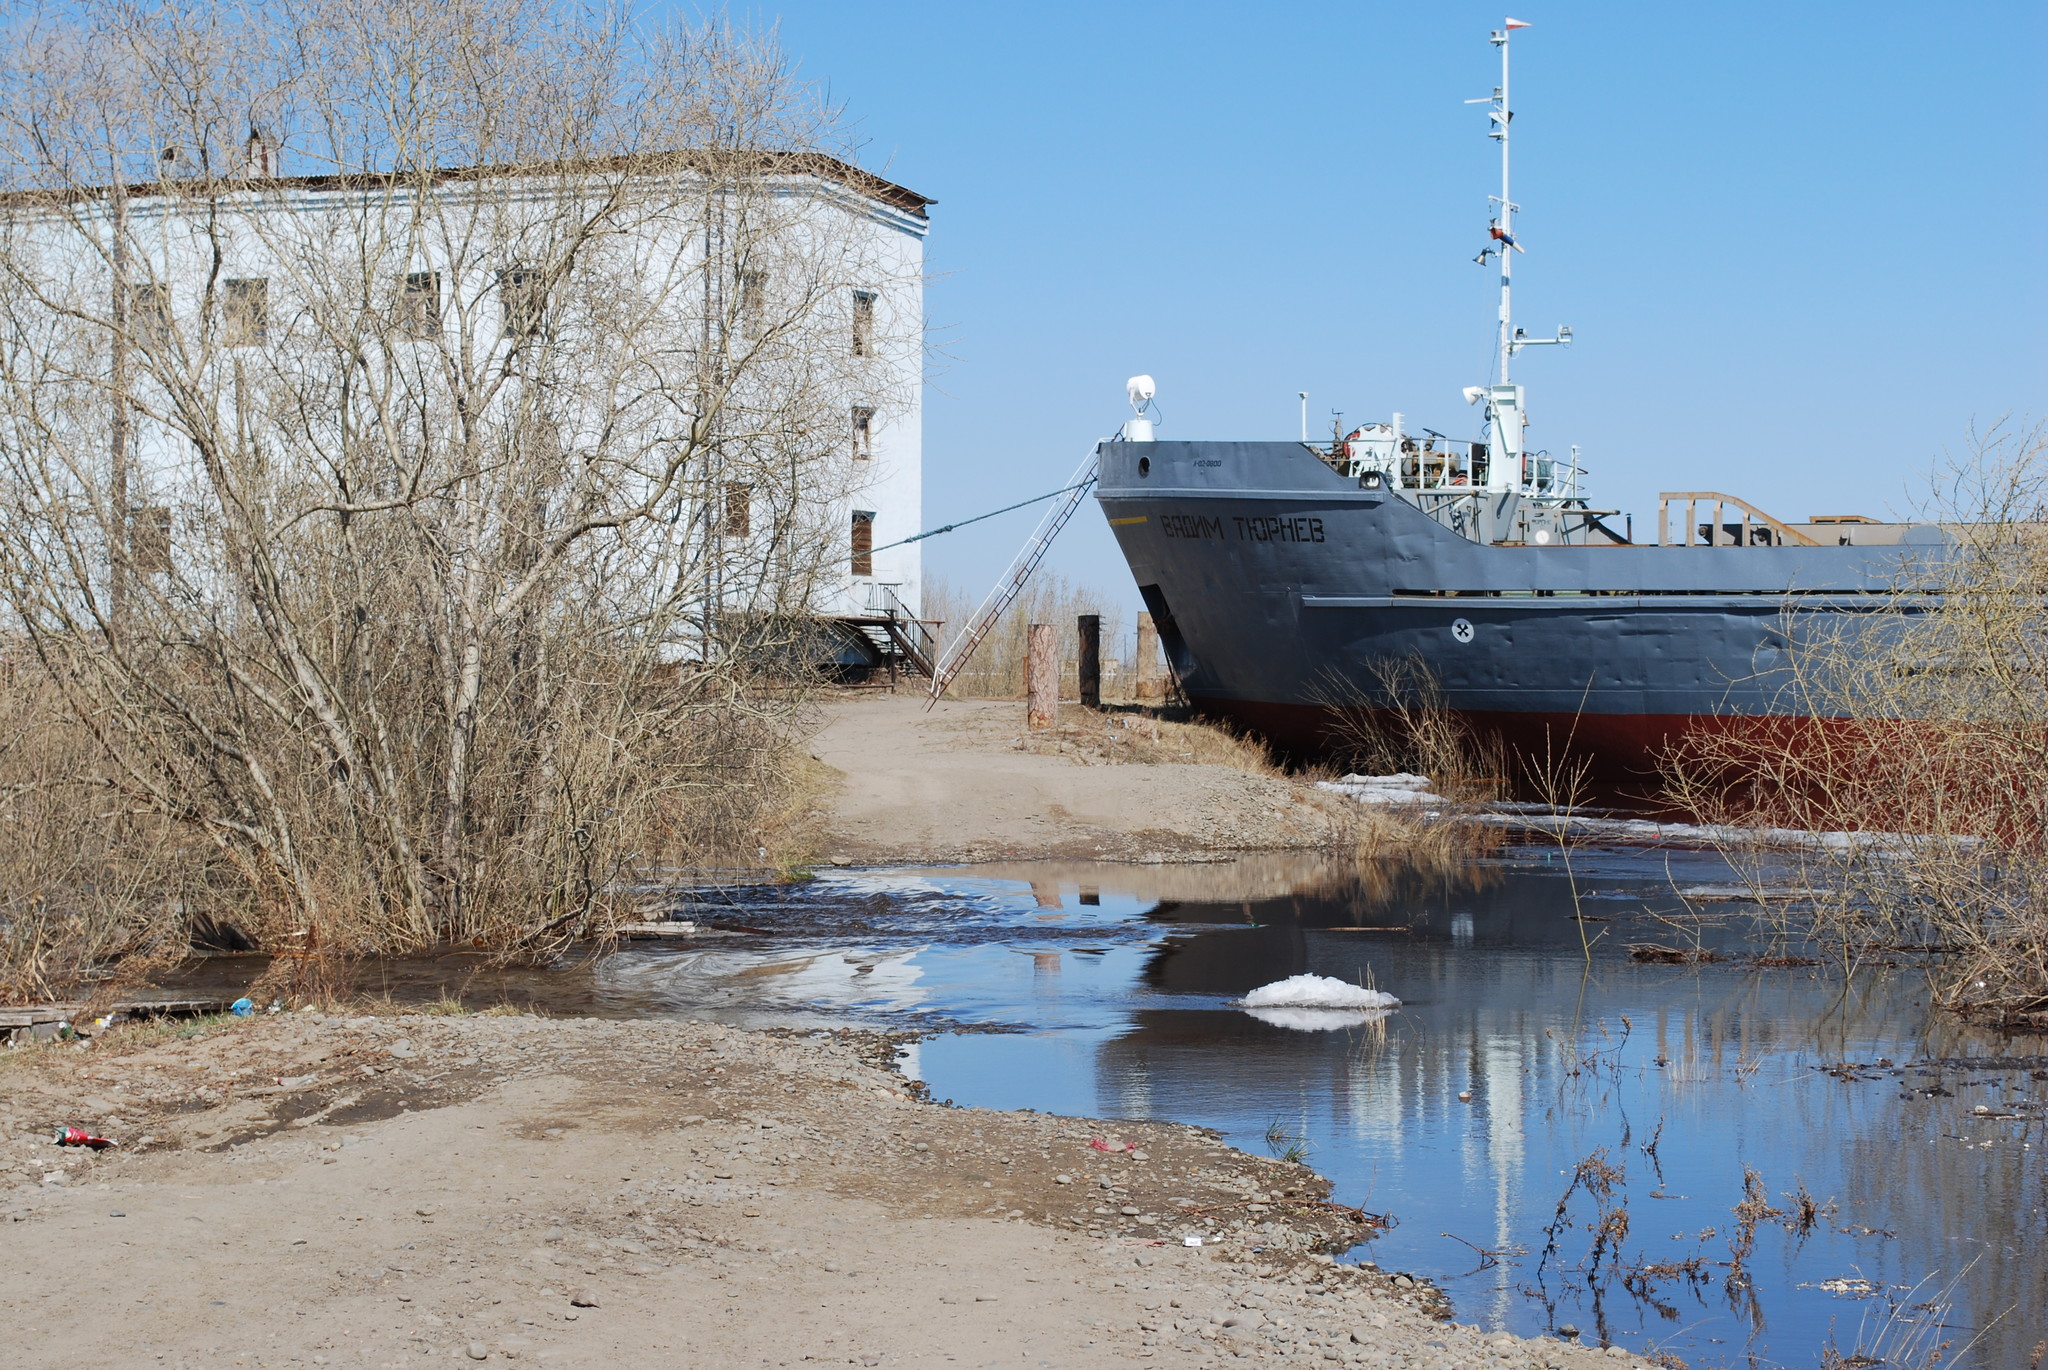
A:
[1159,511,1325,544]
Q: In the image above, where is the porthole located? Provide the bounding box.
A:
[1138,456,1150,477]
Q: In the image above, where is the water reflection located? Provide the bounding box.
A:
[906,853,2045,1369]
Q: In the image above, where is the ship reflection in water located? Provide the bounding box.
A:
[590,851,2041,1368]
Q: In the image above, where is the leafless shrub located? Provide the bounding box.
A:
[0,665,187,1001]
[1665,420,2048,1025]
[1779,1180,1832,1238]
[0,2,905,994]
[1725,1165,1784,1289]
[1309,655,1506,804]
[1537,1146,1628,1283]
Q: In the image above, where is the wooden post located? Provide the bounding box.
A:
[1027,622,1058,730]
[1076,614,1101,709]
[1135,612,1161,702]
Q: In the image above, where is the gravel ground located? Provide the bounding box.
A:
[808,697,1358,863]
[2,1011,1652,1369]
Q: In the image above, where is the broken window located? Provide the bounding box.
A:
[850,510,874,576]
[401,271,442,339]
[851,406,874,461]
[723,483,752,538]
[499,266,544,338]
[851,289,875,357]
[222,278,268,346]
[129,282,171,346]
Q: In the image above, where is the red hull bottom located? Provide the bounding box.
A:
[1192,696,1826,794]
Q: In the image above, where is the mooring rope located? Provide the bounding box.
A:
[855,476,1099,562]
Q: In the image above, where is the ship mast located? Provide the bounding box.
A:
[1493,22,1515,387]
[1467,18,1566,494]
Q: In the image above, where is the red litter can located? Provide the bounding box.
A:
[54,1126,116,1149]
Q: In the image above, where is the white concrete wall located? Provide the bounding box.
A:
[837,199,926,620]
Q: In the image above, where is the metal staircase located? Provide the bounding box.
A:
[926,450,1100,705]
[842,583,939,680]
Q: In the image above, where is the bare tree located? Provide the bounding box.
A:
[0,0,917,987]
[1665,421,2048,1024]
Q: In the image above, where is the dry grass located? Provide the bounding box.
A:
[1306,656,1507,805]
[924,574,1133,701]
[1015,698,1505,868]
[1014,706,1280,775]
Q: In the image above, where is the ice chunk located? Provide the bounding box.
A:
[1237,974,1400,1011]
[1316,774,1446,805]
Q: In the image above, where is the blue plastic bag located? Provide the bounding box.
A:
[229,997,254,1017]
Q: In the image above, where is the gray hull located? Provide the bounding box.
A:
[1095,440,1928,777]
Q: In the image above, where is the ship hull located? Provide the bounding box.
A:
[1095,440,1931,780]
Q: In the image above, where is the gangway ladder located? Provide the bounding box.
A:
[925,449,1100,706]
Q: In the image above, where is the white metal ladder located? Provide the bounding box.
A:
[925,449,1100,705]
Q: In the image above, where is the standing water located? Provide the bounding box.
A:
[176,845,2048,1365]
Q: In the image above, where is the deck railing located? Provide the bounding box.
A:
[1657,491,1821,548]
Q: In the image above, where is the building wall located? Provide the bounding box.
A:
[829,192,926,622]
[2,165,927,632]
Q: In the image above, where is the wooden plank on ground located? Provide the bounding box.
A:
[0,997,230,1029]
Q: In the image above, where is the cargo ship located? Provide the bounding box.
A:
[1093,21,1935,779]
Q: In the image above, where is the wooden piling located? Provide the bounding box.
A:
[1076,614,1101,709]
[1135,612,1162,702]
[1026,622,1058,730]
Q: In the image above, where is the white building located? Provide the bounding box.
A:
[0,144,931,673]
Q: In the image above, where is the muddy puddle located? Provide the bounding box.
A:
[161,846,2045,1366]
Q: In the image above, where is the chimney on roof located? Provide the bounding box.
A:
[242,129,278,179]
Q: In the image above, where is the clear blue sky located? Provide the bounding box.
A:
[692,1,2046,609]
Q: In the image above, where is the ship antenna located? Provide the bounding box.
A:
[1467,19,1567,493]
[1499,20,1515,384]
[1482,20,1529,385]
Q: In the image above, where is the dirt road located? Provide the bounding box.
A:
[808,696,1356,864]
[0,1012,1643,1370]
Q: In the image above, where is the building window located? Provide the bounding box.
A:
[222,278,268,346]
[722,483,751,538]
[401,271,442,339]
[131,505,173,575]
[851,406,874,461]
[738,270,767,339]
[499,267,544,338]
[851,289,875,357]
[129,282,171,346]
[850,510,874,576]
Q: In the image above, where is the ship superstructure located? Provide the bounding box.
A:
[1093,21,1932,775]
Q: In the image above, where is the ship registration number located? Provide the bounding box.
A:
[1158,512,1326,544]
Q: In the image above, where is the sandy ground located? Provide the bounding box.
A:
[808,697,1357,864]
[0,1013,1649,1370]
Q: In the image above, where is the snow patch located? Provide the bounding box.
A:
[1241,1006,1386,1032]
[1317,773,1445,805]
[1238,974,1401,1011]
